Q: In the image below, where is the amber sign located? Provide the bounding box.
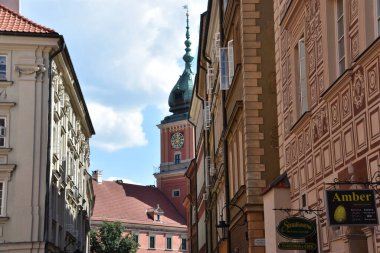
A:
[326,189,378,226]
[278,242,317,251]
[277,217,316,239]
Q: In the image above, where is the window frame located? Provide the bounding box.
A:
[297,37,308,116]
[0,55,6,81]
[172,189,180,197]
[377,0,380,36]
[0,181,7,216]
[174,153,181,164]
[336,0,345,75]
[149,235,155,249]
[0,117,6,148]
[181,238,187,251]
[166,235,172,250]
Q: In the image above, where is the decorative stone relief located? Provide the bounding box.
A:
[330,98,340,130]
[352,67,365,115]
[350,32,359,59]
[349,0,358,25]
[341,86,352,122]
[366,58,379,103]
[313,105,329,143]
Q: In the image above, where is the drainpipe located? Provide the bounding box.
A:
[217,1,232,253]
[44,35,65,252]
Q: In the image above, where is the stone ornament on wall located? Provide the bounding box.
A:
[366,57,380,103]
[352,66,365,115]
[313,105,329,143]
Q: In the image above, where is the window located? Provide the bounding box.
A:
[175,154,181,164]
[166,236,172,250]
[0,181,5,216]
[132,233,139,243]
[0,117,6,147]
[297,38,308,116]
[336,0,345,75]
[377,0,380,35]
[181,238,187,251]
[219,48,229,90]
[149,235,155,249]
[0,56,6,80]
[172,189,180,197]
[156,214,160,221]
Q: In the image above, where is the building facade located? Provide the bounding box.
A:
[188,0,279,252]
[0,2,95,252]
[91,176,188,253]
[264,0,380,252]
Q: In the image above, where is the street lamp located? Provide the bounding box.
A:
[216,218,229,240]
[216,203,247,241]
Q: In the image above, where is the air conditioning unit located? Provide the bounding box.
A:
[203,101,211,130]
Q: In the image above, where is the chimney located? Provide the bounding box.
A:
[0,0,19,13]
[92,170,103,184]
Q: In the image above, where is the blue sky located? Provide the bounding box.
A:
[21,0,207,185]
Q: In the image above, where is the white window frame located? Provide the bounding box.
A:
[172,188,180,197]
[0,55,6,81]
[298,38,308,116]
[149,235,156,249]
[336,0,345,75]
[0,117,6,148]
[181,237,187,251]
[376,0,380,36]
[0,181,6,216]
[166,235,172,250]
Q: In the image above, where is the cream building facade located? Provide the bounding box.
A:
[0,2,95,252]
[264,0,380,252]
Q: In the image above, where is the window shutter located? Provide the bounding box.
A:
[207,66,214,95]
[214,33,221,58]
[227,40,234,85]
[219,48,229,90]
[203,101,211,130]
[298,38,308,115]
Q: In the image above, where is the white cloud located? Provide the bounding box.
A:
[88,102,147,152]
[106,176,142,186]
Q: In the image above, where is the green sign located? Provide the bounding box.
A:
[326,189,378,226]
[278,242,317,250]
[277,217,316,239]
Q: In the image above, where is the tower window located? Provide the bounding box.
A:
[175,154,181,164]
[172,189,180,197]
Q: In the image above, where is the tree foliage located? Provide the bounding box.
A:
[90,222,139,253]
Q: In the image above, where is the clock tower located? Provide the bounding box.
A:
[155,10,194,219]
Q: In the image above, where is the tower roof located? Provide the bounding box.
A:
[166,8,194,121]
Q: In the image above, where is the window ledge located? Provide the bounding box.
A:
[0,102,15,108]
[0,81,13,89]
[0,216,9,223]
[0,148,12,154]
[289,111,311,133]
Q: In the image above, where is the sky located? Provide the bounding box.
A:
[21,0,207,185]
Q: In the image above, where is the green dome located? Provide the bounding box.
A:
[168,11,194,115]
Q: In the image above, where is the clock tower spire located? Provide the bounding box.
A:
[155,6,194,218]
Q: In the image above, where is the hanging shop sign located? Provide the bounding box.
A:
[278,242,317,251]
[326,189,378,226]
[277,217,316,239]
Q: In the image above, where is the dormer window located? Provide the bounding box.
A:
[156,214,160,221]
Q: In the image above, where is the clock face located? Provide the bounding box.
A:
[171,132,184,149]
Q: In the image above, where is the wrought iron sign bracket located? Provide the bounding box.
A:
[325,171,380,198]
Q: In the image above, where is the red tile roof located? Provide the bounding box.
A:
[92,180,186,228]
[0,4,55,34]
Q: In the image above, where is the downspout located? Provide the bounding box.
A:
[44,36,65,252]
[218,1,232,253]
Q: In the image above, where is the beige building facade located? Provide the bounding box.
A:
[0,2,95,252]
[189,0,279,252]
[265,0,380,252]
